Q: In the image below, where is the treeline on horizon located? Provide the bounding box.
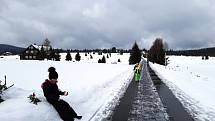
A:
[0,44,131,55]
[61,47,131,53]
[166,47,215,57]
[1,44,215,57]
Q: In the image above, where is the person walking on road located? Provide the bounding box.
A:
[41,67,82,121]
[134,63,141,82]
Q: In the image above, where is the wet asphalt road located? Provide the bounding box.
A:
[111,60,194,121]
[111,61,168,121]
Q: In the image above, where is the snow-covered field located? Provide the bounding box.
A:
[1,53,215,121]
[0,53,133,121]
[150,56,215,121]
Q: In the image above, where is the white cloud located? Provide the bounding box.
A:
[83,3,105,18]
[0,0,215,49]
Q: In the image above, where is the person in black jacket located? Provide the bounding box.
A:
[42,67,82,121]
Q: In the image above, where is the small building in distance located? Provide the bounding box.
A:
[2,52,13,56]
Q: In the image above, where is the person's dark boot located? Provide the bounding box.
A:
[75,116,82,120]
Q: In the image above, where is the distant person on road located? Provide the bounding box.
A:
[41,67,82,121]
[134,63,141,82]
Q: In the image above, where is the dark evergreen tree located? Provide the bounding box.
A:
[107,54,109,58]
[103,49,108,53]
[111,47,117,53]
[98,51,102,55]
[205,55,209,60]
[43,38,51,46]
[75,52,81,61]
[47,49,60,61]
[101,55,106,63]
[98,59,102,63]
[49,48,55,60]
[85,53,87,56]
[65,51,72,61]
[129,41,142,65]
[54,50,61,61]
[118,59,121,62]
[120,49,123,55]
[90,54,93,59]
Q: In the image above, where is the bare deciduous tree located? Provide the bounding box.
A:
[148,38,167,65]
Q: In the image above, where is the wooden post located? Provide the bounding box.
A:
[165,52,167,68]
[4,75,6,86]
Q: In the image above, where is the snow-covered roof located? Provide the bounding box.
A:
[32,44,39,49]
[31,44,51,50]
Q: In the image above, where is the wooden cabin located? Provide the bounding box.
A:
[20,43,52,60]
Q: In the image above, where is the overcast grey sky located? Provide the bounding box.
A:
[0,0,215,49]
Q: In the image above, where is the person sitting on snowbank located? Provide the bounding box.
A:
[41,67,82,121]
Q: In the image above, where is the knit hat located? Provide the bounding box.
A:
[48,67,58,80]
